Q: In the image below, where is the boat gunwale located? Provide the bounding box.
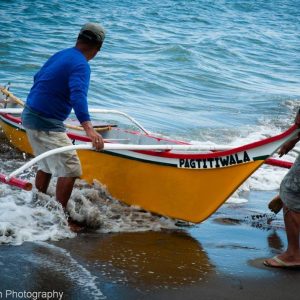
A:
[0,112,297,160]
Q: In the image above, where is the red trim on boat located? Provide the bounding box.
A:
[0,113,22,124]
[134,125,297,159]
[67,132,91,142]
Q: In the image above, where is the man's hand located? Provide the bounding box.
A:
[81,121,104,151]
[278,139,298,157]
[278,109,300,157]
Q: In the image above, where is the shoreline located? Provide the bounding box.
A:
[1,194,300,300]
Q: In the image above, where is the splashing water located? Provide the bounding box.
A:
[0,177,180,245]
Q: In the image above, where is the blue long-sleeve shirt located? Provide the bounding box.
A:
[26,47,91,124]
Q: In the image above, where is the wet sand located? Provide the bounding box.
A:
[1,190,300,300]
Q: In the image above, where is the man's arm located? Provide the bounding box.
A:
[278,109,300,157]
[69,63,103,150]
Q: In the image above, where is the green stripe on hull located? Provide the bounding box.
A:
[253,155,269,161]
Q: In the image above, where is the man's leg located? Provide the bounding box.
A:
[35,170,52,193]
[279,206,300,263]
[56,177,77,208]
[264,205,300,266]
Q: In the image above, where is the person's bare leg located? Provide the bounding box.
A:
[264,205,300,266]
[35,170,52,193]
[57,177,85,232]
[277,206,300,263]
[56,177,76,208]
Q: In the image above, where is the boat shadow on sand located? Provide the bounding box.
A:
[0,231,216,297]
[54,231,216,290]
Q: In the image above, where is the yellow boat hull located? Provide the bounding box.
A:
[80,149,263,222]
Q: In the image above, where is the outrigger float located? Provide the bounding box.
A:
[0,86,297,223]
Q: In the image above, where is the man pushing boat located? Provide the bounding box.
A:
[264,109,300,269]
[21,23,105,215]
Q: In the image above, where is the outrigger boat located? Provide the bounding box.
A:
[0,86,297,223]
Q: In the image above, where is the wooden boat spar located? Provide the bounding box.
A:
[0,86,298,223]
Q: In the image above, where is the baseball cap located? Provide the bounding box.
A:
[79,22,106,44]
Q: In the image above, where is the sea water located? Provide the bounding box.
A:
[0,0,299,245]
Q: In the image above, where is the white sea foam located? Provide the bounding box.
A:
[0,187,75,245]
[67,179,179,233]
[0,176,179,245]
[28,242,105,299]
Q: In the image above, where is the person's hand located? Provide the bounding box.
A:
[268,195,283,214]
[278,139,297,157]
[81,121,104,151]
[87,128,104,151]
[278,110,300,157]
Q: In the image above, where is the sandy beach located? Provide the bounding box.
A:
[1,189,299,300]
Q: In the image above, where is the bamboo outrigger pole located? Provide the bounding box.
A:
[0,85,24,107]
